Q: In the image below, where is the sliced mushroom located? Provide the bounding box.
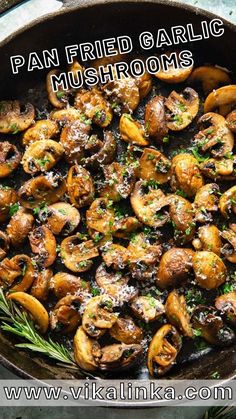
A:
[194,113,234,158]
[60,234,99,273]
[75,87,113,128]
[109,317,143,344]
[29,225,56,268]
[50,295,83,333]
[22,119,59,146]
[127,232,162,282]
[170,154,204,197]
[60,119,91,164]
[86,198,115,235]
[102,73,140,113]
[0,257,22,287]
[19,173,66,208]
[169,194,195,244]
[82,295,118,338]
[136,72,152,99]
[82,131,116,168]
[147,324,182,376]
[155,52,193,83]
[204,85,236,114]
[165,88,199,131]
[8,254,36,292]
[50,272,90,299]
[74,326,101,371]
[50,107,82,124]
[194,183,220,223]
[215,292,236,325]
[7,208,34,247]
[221,228,236,263]
[188,66,231,95]
[192,225,222,256]
[130,180,170,228]
[102,243,130,270]
[219,186,236,218]
[95,263,136,301]
[157,248,194,289]
[0,231,9,261]
[144,96,168,143]
[40,202,80,236]
[200,156,236,181]
[30,268,53,301]
[226,109,236,133]
[0,100,35,133]
[0,187,18,223]
[8,292,49,333]
[99,343,143,371]
[192,305,235,346]
[67,165,94,209]
[138,148,171,184]
[22,140,64,174]
[0,142,21,178]
[112,216,141,240]
[100,162,135,201]
[119,113,148,146]
[130,295,164,322]
[46,70,69,108]
[165,290,193,337]
[193,251,227,289]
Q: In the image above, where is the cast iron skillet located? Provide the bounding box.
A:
[0,0,236,383]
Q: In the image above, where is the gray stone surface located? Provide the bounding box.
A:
[0,0,235,417]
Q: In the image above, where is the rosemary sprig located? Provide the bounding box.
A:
[0,288,77,369]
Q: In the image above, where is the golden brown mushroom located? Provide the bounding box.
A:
[192,225,222,256]
[138,148,171,184]
[67,165,94,209]
[39,202,80,236]
[165,88,199,131]
[60,234,99,273]
[194,113,234,158]
[188,66,231,95]
[130,295,164,322]
[19,173,66,209]
[0,231,9,261]
[100,162,136,201]
[50,272,90,299]
[192,305,235,346]
[75,87,113,128]
[109,317,143,344]
[50,107,82,124]
[130,180,170,228]
[193,251,227,289]
[46,70,69,108]
[136,72,152,99]
[0,257,22,287]
[83,131,117,169]
[194,183,220,223]
[103,72,140,113]
[9,254,36,292]
[119,113,148,146]
[170,153,204,197]
[112,216,141,240]
[82,295,118,338]
[226,110,236,133]
[86,198,115,235]
[60,119,91,164]
[221,228,236,263]
[99,343,143,371]
[165,290,193,337]
[22,140,64,174]
[155,52,193,83]
[7,208,34,247]
[219,186,236,218]
[157,248,194,289]
[50,295,84,333]
[95,263,136,301]
[73,326,101,371]
[0,100,35,133]
[169,194,195,244]
[144,96,168,143]
[199,156,236,181]
[29,225,56,268]
[22,120,59,146]
[147,324,182,376]
[215,292,236,325]
[0,142,21,178]
[0,187,18,223]
[102,243,130,270]
[30,268,53,302]
[204,85,236,115]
